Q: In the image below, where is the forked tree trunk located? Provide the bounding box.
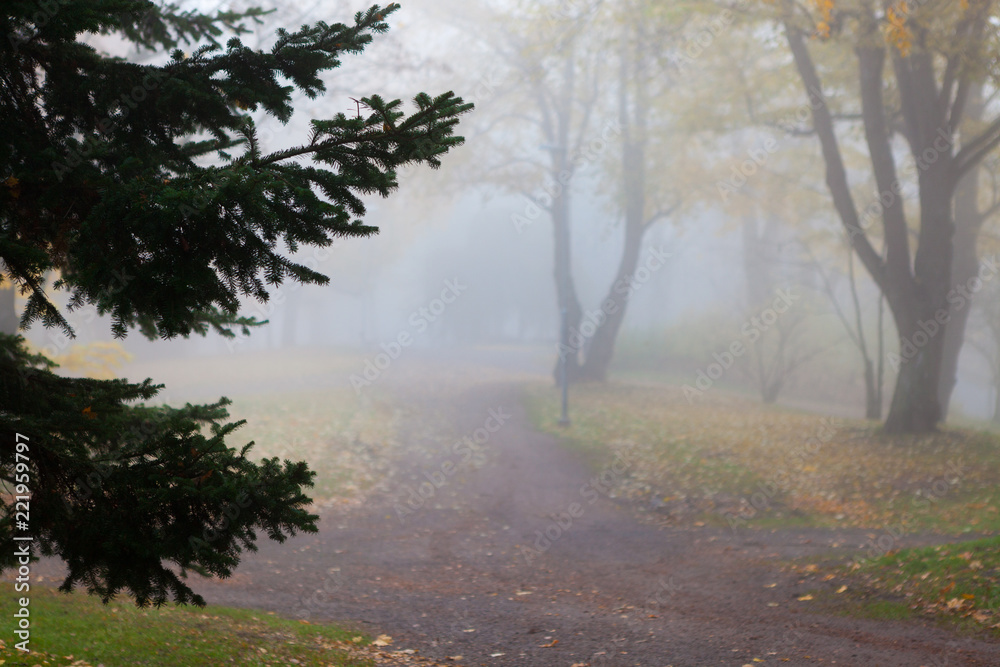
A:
[578,15,656,382]
[782,13,1000,433]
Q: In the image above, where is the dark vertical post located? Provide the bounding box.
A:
[559,307,570,426]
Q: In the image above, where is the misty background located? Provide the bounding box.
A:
[21,0,998,422]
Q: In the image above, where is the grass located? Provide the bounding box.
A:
[227,388,400,506]
[836,535,1000,635]
[526,381,1000,533]
[0,583,376,666]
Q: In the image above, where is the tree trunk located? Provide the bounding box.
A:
[883,182,954,432]
[863,358,880,419]
[993,383,1000,425]
[884,326,947,432]
[577,17,654,383]
[784,21,974,433]
[0,283,16,335]
[552,178,584,381]
[938,85,986,419]
[548,52,585,383]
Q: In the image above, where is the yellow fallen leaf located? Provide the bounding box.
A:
[797,594,813,601]
[373,634,393,646]
[836,585,847,594]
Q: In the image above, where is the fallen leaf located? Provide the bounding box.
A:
[836,585,848,594]
[797,594,813,601]
[539,639,559,648]
[373,634,393,646]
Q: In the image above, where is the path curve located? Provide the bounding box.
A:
[190,379,1000,667]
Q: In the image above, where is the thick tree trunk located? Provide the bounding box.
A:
[884,326,947,432]
[939,86,986,418]
[0,285,16,335]
[883,181,954,432]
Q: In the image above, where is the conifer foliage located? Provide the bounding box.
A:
[0,1,471,606]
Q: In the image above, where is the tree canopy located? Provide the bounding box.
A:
[0,0,471,606]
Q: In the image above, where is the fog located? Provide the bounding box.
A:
[26,0,997,421]
[10,0,1000,663]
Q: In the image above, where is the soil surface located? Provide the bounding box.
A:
[182,372,1000,667]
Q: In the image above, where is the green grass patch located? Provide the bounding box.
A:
[841,535,1000,635]
[0,583,374,666]
[849,598,916,621]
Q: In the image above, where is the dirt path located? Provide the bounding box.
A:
[189,377,1000,667]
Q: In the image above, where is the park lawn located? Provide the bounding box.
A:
[0,583,377,666]
[227,388,400,507]
[120,348,401,509]
[526,381,1000,534]
[824,535,1000,636]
